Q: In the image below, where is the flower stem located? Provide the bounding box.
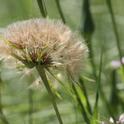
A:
[36,65,63,124]
[55,0,66,24]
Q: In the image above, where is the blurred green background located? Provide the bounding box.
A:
[0,0,124,124]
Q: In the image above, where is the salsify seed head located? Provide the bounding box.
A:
[1,18,88,76]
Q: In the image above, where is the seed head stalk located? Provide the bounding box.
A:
[36,65,63,124]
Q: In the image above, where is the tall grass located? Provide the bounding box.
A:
[106,0,124,73]
[36,65,63,124]
[37,0,47,17]
[0,61,9,124]
[0,0,124,124]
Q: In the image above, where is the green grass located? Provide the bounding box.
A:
[0,0,124,124]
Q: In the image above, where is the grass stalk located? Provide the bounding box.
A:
[91,47,103,124]
[71,83,90,124]
[36,65,63,124]
[100,89,116,121]
[28,89,33,124]
[46,69,72,96]
[94,48,103,107]
[54,0,66,23]
[110,70,119,114]
[0,77,9,124]
[68,75,90,124]
[106,0,124,73]
[81,0,96,79]
[37,0,47,17]
[79,77,92,115]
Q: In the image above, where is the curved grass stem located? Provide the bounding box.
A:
[37,0,47,17]
[55,0,66,23]
[67,74,90,124]
[106,0,124,74]
[36,65,63,124]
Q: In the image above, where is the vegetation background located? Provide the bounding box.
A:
[0,0,124,124]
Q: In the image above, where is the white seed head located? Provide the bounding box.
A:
[1,18,88,76]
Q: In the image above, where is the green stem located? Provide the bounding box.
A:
[0,77,9,124]
[94,48,103,108]
[55,0,66,23]
[37,0,47,17]
[79,77,92,115]
[82,0,96,79]
[46,68,72,96]
[36,65,63,124]
[28,89,33,124]
[68,74,90,124]
[106,0,124,73]
[71,82,90,124]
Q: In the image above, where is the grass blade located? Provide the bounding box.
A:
[37,0,47,17]
[46,69,73,97]
[72,83,90,124]
[79,77,92,115]
[28,89,33,124]
[36,65,63,124]
[91,47,103,124]
[106,0,124,72]
[0,75,9,124]
[81,0,96,78]
[55,0,66,23]
[68,75,90,124]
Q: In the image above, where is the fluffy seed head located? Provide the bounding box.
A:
[1,18,88,76]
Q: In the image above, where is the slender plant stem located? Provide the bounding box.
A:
[37,0,47,17]
[106,0,124,73]
[68,74,90,124]
[71,81,90,124]
[94,48,103,108]
[100,88,116,121]
[79,78,92,115]
[82,0,96,79]
[46,68,72,96]
[110,70,119,114]
[36,65,63,124]
[28,89,33,124]
[55,0,66,24]
[90,47,103,124]
[0,78,9,124]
